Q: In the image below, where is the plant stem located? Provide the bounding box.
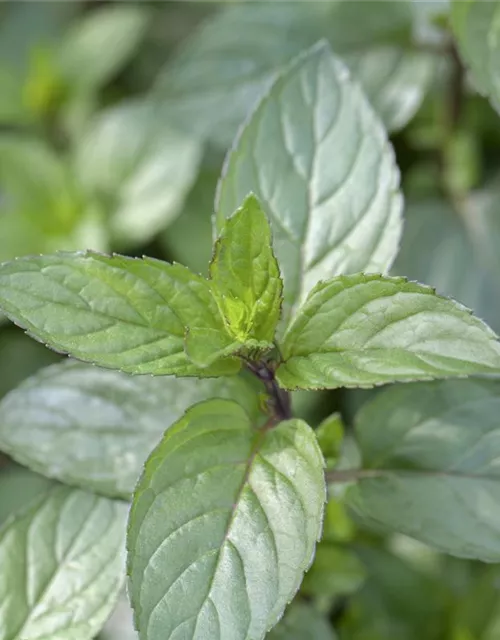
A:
[246,360,292,422]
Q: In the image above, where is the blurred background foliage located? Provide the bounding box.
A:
[1,1,500,638]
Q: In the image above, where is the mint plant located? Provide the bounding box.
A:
[2,33,500,640]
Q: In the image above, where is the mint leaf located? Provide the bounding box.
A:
[58,5,150,93]
[276,273,500,390]
[210,194,283,344]
[348,379,500,561]
[155,3,432,147]
[0,252,239,376]
[75,101,202,246]
[127,399,325,640]
[451,0,500,114]
[0,485,127,640]
[0,360,262,499]
[216,43,402,326]
[267,603,336,640]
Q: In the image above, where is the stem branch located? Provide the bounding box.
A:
[246,360,292,423]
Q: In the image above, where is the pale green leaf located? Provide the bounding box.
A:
[0,360,262,499]
[155,2,432,147]
[0,485,127,640]
[451,0,500,114]
[0,252,239,376]
[348,378,500,561]
[216,43,402,326]
[276,273,500,390]
[266,603,336,640]
[58,5,150,92]
[74,101,202,245]
[210,194,283,344]
[127,399,325,640]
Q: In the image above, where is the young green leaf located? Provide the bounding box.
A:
[276,273,500,390]
[0,485,127,640]
[0,252,239,376]
[127,399,325,640]
[0,360,262,499]
[216,43,402,326]
[210,194,283,344]
[451,0,500,114]
[348,379,500,561]
[75,101,202,246]
[266,602,336,640]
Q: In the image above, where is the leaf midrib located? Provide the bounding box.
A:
[191,426,270,640]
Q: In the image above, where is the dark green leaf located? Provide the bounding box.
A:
[128,399,325,640]
[0,360,262,498]
[276,274,500,390]
[216,44,402,326]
